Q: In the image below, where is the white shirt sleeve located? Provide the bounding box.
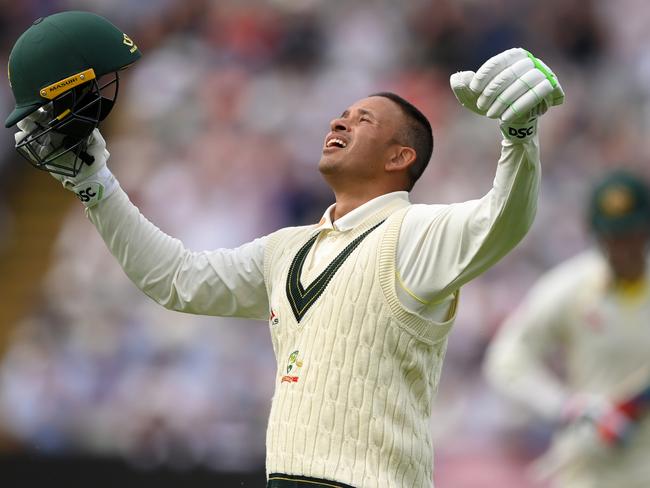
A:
[86,187,270,320]
[396,136,540,314]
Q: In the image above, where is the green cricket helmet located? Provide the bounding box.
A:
[589,170,650,236]
[6,11,141,177]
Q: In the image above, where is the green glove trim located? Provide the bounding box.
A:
[496,95,522,118]
[525,50,558,88]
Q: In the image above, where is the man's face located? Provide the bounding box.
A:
[318,96,404,182]
[599,229,650,281]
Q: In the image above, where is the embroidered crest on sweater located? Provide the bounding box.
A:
[285,220,385,323]
[281,350,303,383]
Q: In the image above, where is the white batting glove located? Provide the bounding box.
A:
[561,393,636,447]
[560,393,612,426]
[15,111,117,208]
[450,48,564,142]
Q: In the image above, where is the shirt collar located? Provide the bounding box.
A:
[316,191,410,232]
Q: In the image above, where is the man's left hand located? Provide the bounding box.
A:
[450,48,565,141]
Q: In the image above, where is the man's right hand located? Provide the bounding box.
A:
[15,112,117,207]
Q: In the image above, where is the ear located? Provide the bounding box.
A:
[385,145,417,173]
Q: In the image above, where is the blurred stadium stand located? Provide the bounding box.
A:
[0,0,650,486]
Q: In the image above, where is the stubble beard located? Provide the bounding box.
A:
[318,154,339,176]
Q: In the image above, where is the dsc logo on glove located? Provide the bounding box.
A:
[76,186,97,203]
[508,126,535,139]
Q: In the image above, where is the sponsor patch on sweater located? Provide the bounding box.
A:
[269,309,280,326]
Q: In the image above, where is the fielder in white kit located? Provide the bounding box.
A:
[485,171,650,488]
[8,16,564,487]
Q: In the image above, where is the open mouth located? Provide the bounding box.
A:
[324,136,348,151]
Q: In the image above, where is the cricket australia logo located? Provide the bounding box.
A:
[281,350,303,384]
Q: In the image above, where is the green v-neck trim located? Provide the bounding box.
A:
[286,220,385,323]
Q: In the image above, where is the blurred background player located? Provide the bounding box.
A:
[485,170,650,487]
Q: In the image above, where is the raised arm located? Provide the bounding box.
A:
[14,123,270,320]
[396,48,564,310]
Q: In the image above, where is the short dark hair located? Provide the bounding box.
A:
[370,92,433,190]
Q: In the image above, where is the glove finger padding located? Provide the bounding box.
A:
[15,108,69,164]
[479,51,560,122]
[484,67,546,118]
[500,79,555,122]
[15,111,44,145]
[477,57,535,111]
[16,108,49,132]
[87,129,107,156]
[487,69,552,121]
[536,57,565,106]
[14,128,29,146]
[469,48,529,93]
[450,70,483,115]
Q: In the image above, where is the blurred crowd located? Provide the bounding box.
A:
[1,0,650,484]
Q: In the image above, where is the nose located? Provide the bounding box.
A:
[330,116,350,132]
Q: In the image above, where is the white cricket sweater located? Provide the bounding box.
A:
[263,200,456,487]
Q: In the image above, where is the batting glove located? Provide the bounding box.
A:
[561,393,635,447]
[15,110,117,208]
[450,47,564,142]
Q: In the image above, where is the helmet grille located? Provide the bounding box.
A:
[15,72,119,177]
